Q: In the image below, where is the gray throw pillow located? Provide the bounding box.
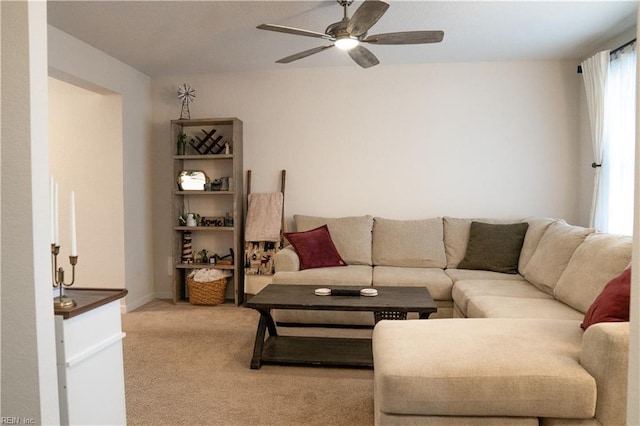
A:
[457,221,529,274]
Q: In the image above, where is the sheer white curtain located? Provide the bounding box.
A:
[602,43,636,235]
[581,51,610,229]
[582,44,637,234]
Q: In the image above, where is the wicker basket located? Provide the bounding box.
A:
[186,274,228,305]
[374,311,407,323]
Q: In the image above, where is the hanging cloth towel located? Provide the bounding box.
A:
[245,192,283,242]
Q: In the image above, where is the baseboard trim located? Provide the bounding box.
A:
[122,292,157,313]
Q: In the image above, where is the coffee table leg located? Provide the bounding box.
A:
[261,308,278,336]
[250,309,278,369]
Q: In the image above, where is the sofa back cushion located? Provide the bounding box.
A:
[554,233,632,313]
[518,217,557,272]
[372,217,446,268]
[443,217,521,268]
[522,220,595,294]
[294,215,373,265]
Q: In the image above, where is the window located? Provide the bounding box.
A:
[600,43,636,235]
[584,42,637,235]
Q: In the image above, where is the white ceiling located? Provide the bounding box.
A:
[47,1,638,77]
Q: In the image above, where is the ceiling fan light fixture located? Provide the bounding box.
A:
[335,37,359,50]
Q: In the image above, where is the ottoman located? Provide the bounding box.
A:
[373,318,596,425]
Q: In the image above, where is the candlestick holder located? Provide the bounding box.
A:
[51,243,78,308]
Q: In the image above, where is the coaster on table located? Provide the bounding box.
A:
[360,288,378,297]
[314,288,331,296]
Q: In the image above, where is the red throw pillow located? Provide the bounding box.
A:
[284,225,347,270]
[581,267,631,330]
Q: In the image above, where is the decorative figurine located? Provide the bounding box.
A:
[200,249,209,264]
[177,83,195,120]
[181,231,194,264]
[177,133,187,155]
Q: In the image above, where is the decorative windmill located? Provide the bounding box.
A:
[177,83,196,120]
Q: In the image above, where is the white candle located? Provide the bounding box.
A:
[54,182,59,245]
[50,177,55,244]
[70,191,77,256]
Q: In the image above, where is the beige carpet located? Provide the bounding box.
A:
[122,299,374,425]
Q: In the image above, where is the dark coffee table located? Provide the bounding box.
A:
[246,284,437,369]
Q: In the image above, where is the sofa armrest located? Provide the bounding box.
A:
[274,245,300,272]
[580,322,629,426]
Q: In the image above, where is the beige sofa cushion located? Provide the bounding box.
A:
[467,296,585,320]
[521,221,595,294]
[452,280,553,316]
[519,217,557,271]
[554,233,632,314]
[373,266,453,301]
[294,215,373,265]
[373,318,596,418]
[443,217,556,271]
[372,217,446,268]
[272,264,372,286]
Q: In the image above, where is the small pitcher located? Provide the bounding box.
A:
[220,177,229,191]
[186,213,197,227]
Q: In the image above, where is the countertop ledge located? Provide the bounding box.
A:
[54,288,127,319]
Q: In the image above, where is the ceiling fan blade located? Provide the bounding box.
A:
[257,24,333,41]
[276,45,334,64]
[363,30,444,45]
[348,45,379,69]
[347,0,389,38]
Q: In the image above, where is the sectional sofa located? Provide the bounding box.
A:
[270,214,632,425]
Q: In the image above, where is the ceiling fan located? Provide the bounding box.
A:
[257,0,444,69]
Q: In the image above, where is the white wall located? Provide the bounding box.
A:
[48,77,125,289]
[1,2,60,423]
[151,60,582,296]
[48,26,153,311]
